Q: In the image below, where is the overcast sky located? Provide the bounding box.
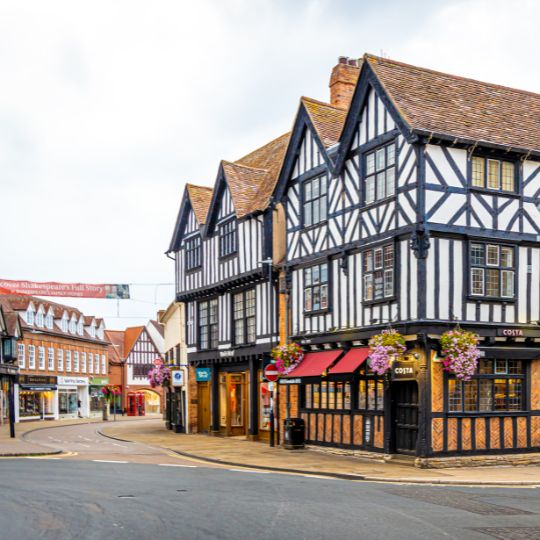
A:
[1,0,539,329]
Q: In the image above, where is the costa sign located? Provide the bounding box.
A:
[497,328,524,337]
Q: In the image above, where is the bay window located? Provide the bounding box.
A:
[199,299,218,349]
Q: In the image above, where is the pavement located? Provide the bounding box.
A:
[100,419,540,487]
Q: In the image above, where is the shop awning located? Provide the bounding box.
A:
[328,347,370,374]
[283,350,343,378]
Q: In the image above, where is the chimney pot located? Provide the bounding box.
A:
[348,59,357,67]
[338,56,348,64]
[329,58,361,109]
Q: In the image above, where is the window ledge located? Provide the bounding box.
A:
[446,411,528,417]
[303,308,330,317]
[219,252,238,262]
[469,187,520,199]
[185,266,202,275]
[466,296,516,304]
[362,195,397,210]
[301,222,327,233]
[363,295,397,306]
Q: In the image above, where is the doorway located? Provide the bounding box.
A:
[197,382,211,433]
[219,372,247,436]
[392,381,419,454]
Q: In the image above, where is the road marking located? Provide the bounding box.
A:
[25,457,62,460]
[302,474,336,480]
[47,436,61,442]
[78,444,90,448]
[228,469,270,474]
[158,464,197,468]
[112,443,128,448]
[93,460,129,464]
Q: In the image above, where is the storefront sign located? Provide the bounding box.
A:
[19,375,57,386]
[171,369,184,387]
[57,376,89,386]
[279,378,301,385]
[391,361,417,380]
[497,328,524,337]
[219,350,234,358]
[90,377,109,386]
[195,368,211,382]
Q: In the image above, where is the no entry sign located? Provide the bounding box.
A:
[264,364,279,382]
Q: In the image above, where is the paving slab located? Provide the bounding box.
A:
[100,419,540,486]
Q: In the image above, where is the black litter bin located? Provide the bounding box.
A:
[283,418,305,449]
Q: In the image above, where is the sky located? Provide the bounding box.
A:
[1,0,539,329]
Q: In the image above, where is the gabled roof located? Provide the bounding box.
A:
[364,53,540,153]
[186,184,213,225]
[124,326,144,356]
[105,329,125,362]
[301,97,348,148]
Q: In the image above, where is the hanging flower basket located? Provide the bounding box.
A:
[440,328,480,381]
[101,385,121,402]
[271,342,304,376]
[147,364,171,388]
[368,329,406,376]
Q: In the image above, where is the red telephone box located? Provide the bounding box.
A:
[127,393,138,416]
[137,393,145,416]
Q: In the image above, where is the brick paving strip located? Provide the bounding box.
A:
[99,420,540,486]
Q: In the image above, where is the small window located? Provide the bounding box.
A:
[65,351,72,372]
[199,299,218,349]
[363,244,394,301]
[57,349,64,371]
[471,156,515,192]
[47,347,54,371]
[81,352,87,373]
[303,175,328,227]
[469,243,515,299]
[365,142,396,204]
[304,263,329,313]
[38,347,45,370]
[28,345,36,369]
[18,343,25,368]
[233,289,256,345]
[219,219,237,257]
[185,235,202,270]
[73,351,79,372]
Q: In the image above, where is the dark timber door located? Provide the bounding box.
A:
[392,381,419,454]
[198,382,211,433]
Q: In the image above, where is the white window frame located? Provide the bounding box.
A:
[81,352,87,373]
[101,355,106,375]
[28,345,35,369]
[38,346,45,370]
[73,351,79,372]
[47,347,54,371]
[57,349,64,371]
[66,350,72,372]
[88,353,93,374]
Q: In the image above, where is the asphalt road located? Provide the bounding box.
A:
[0,422,538,540]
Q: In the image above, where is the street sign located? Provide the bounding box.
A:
[264,364,279,382]
[171,369,184,387]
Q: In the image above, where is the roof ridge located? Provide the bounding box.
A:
[186,183,212,191]
[224,159,267,173]
[301,95,348,111]
[365,53,540,99]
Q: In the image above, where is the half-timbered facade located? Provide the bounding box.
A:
[168,135,289,438]
[275,55,540,463]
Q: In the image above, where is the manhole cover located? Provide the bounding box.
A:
[471,527,540,539]
[385,487,532,515]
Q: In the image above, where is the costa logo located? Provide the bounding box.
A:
[501,329,523,337]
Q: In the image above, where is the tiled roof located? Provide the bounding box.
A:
[301,96,348,148]
[105,329,125,361]
[366,53,540,152]
[186,184,213,225]
[124,326,144,356]
[226,132,291,217]
[148,319,164,337]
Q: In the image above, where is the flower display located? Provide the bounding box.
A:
[440,328,480,381]
[271,342,304,376]
[368,329,406,375]
[101,385,121,401]
[147,363,171,388]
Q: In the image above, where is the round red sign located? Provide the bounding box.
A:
[264,364,279,382]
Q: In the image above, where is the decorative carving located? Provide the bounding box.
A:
[339,251,349,276]
[411,222,431,259]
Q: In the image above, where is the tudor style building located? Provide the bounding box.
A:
[168,135,289,439]
[274,55,540,462]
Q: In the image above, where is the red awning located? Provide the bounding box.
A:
[328,347,370,374]
[284,350,343,378]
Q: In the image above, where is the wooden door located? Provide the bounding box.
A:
[197,382,211,433]
[392,381,419,454]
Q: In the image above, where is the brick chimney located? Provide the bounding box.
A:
[329,56,361,109]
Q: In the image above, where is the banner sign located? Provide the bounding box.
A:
[195,368,211,382]
[0,279,130,299]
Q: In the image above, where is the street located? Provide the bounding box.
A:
[0,422,537,539]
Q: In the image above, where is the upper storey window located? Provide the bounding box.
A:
[363,244,394,302]
[219,219,237,258]
[471,156,515,193]
[304,263,329,313]
[199,299,218,350]
[35,310,44,327]
[185,235,202,270]
[303,176,327,227]
[470,243,515,299]
[26,307,35,325]
[365,142,396,204]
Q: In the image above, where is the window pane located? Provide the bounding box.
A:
[336,383,344,409]
[374,248,383,269]
[471,268,484,295]
[367,380,376,409]
[501,270,514,298]
[486,269,499,296]
[312,286,321,311]
[364,251,373,273]
[366,175,375,204]
[384,245,394,268]
[319,195,327,222]
[313,199,320,224]
[501,247,513,268]
[508,379,522,410]
[366,153,375,175]
[487,159,500,189]
[472,157,485,187]
[312,178,320,198]
[479,360,493,374]
[376,172,386,200]
[376,381,384,410]
[486,245,499,266]
[479,380,492,411]
[305,267,312,286]
[501,161,514,192]
[320,381,327,409]
[374,271,384,300]
[304,203,312,227]
[508,360,523,375]
[495,360,507,374]
[320,175,327,195]
[344,383,351,410]
[448,379,462,412]
[320,284,328,309]
[386,167,395,197]
[304,288,312,311]
[358,380,366,409]
[305,181,312,201]
[384,269,394,297]
[364,274,373,301]
[494,379,507,410]
[313,384,320,408]
[387,144,395,166]
[312,265,320,284]
[464,380,477,411]
[328,382,335,410]
[305,385,312,408]
[470,244,484,265]
[376,148,385,171]
[320,264,328,283]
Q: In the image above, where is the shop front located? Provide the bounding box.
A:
[17,375,57,421]
[89,377,109,417]
[57,376,89,419]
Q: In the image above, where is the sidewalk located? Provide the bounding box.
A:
[0,414,161,456]
[101,419,540,486]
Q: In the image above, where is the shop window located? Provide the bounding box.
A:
[365,142,396,204]
[38,347,45,370]
[303,175,328,227]
[65,351,72,372]
[304,263,329,313]
[233,289,256,345]
[363,244,394,302]
[185,235,202,271]
[471,155,515,192]
[28,345,35,369]
[469,243,515,299]
[259,371,271,431]
[198,299,218,350]
[447,359,524,412]
[18,343,25,368]
[358,378,384,411]
[301,382,351,411]
[219,219,237,258]
[59,390,78,416]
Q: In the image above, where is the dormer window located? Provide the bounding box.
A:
[185,235,202,270]
[61,315,68,333]
[89,326,96,338]
[45,312,53,329]
[77,320,84,336]
[219,219,237,258]
[26,308,35,325]
[97,326,104,340]
[35,310,44,327]
[471,156,515,193]
[69,317,77,334]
